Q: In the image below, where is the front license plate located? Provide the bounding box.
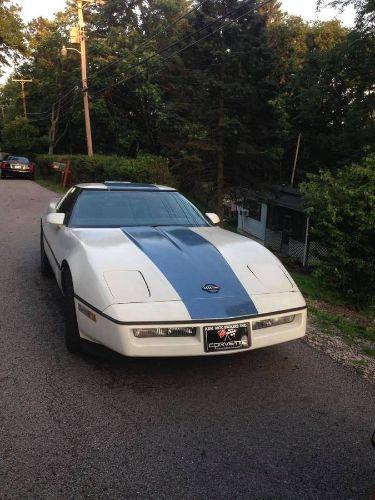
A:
[204,323,250,352]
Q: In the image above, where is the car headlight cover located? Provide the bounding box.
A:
[252,315,295,330]
[133,327,197,338]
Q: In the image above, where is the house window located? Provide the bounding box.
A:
[244,199,262,221]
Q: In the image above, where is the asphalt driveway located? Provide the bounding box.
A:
[0,179,374,499]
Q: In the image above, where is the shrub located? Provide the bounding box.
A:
[36,153,175,186]
[301,155,375,308]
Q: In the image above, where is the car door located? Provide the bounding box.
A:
[43,187,81,280]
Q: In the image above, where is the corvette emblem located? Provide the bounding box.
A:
[217,328,227,339]
[202,284,221,293]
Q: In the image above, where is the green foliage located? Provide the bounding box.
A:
[291,271,346,306]
[0,0,373,199]
[318,0,375,31]
[308,305,374,343]
[1,116,48,155]
[35,153,175,186]
[269,14,374,181]
[0,0,25,70]
[301,155,375,307]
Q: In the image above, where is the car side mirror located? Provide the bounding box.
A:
[206,212,220,225]
[46,212,65,226]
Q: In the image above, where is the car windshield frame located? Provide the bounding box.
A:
[68,189,212,229]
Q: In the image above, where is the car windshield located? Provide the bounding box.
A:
[69,190,211,228]
[7,156,29,164]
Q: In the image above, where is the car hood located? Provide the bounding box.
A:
[71,226,304,319]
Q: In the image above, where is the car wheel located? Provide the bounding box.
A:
[40,231,53,277]
[62,267,82,354]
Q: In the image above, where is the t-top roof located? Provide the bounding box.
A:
[76,182,176,191]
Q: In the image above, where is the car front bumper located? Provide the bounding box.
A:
[3,167,33,176]
[75,298,307,357]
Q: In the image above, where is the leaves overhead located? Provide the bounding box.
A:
[0,0,25,70]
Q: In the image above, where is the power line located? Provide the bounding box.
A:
[91,0,272,97]
[88,0,211,82]
[27,91,80,123]
[28,0,211,122]
[23,84,81,119]
[24,0,271,132]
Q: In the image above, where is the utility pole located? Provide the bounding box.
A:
[77,0,93,156]
[61,0,105,156]
[12,79,32,119]
[290,132,302,186]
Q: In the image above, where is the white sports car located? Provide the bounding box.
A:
[41,182,306,356]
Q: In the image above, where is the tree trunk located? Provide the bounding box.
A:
[216,83,225,226]
[48,62,63,155]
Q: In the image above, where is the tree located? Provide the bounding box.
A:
[318,0,375,31]
[0,0,25,74]
[155,0,287,213]
[301,154,375,307]
[1,116,48,154]
[267,14,374,181]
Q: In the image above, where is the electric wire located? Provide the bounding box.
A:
[23,0,271,129]
[28,0,212,119]
[90,0,273,97]
[88,0,211,82]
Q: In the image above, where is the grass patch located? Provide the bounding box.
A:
[361,347,375,358]
[292,270,374,349]
[352,359,368,369]
[309,306,375,343]
[291,271,346,307]
[34,176,68,194]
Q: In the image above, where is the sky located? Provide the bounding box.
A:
[16,0,356,24]
[1,0,356,83]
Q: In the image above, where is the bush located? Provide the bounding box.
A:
[36,153,175,186]
[301,155,375,308]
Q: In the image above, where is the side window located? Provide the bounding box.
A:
[57,187,81,224]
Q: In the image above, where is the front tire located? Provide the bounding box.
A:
[62,268,82,354]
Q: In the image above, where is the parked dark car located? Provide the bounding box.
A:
[0,156,35,180]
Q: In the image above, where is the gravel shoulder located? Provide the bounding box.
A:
[306,316,375,382]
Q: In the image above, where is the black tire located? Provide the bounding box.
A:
[40,231,53,277]
[62,267,82,354]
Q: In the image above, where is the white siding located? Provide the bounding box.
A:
[237,203,267,242]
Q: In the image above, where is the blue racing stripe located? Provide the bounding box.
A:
[122,227,257,320]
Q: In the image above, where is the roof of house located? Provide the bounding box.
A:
[236,184,304,213]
